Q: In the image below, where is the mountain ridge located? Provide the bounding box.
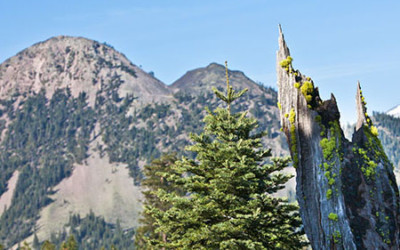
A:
[171,62,270,96]
[0,35,171,106]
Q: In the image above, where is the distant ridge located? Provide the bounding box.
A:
[387,104,400,118]
[170,62,269,96]
[0,35,171,105]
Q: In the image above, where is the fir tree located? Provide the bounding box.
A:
[60,235,78,250]
[147,62,306,249]
[20,241,31,250]
[40,240,55,250]
[135,153,182,249]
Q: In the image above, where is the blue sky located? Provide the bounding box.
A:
[1,1,399,124]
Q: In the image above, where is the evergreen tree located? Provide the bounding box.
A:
[60,235,78,250]
[41,241,55,250]
[135,153,182,249]
[147,62,306,249]
[20,241,31,250]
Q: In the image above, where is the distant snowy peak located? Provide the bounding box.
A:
[387,105,400,118]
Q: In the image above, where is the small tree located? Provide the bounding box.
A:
[147,62,306,249]
[135,153,182,249]
[40,240,55,250]
[60,235,78,250]
[20,241,31,250]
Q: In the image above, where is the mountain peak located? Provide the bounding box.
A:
[205,62,224,69]
[170,63,267,96]
[0,36,171,105]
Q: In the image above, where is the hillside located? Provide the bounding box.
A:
[373,112,400,184]
[0,36,288,248]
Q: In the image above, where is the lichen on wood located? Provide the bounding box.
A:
[276,26,400,249]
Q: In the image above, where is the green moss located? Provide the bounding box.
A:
[370,125,378,136]
[294,82,300,89]
[300,81,314,104]
[357,147,378,179]
[326,189,332,199]
[280,56,293,72]
[319,122,342,202]
[321,137,336,161]
[333,231,341,244]
[280,56,293,67]
[289,108,296,124]
[328,213,338,221]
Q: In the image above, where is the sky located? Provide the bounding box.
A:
[1,0,399,124]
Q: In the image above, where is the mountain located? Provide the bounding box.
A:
[387,104,400,118]
[0,36,288,248]
[0,36,171,105]
[171,63,268,96]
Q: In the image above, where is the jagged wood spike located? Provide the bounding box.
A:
[276,26,400,249]
[356,81,368,130]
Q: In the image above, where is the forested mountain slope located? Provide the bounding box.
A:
[373,112,400,184]
[0,36,288,248]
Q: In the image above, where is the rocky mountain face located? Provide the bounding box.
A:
[277,27,400,249]
[0,36,171,106]
[0,36,288,248]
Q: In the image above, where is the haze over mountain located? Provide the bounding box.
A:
[0,36,288,248]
